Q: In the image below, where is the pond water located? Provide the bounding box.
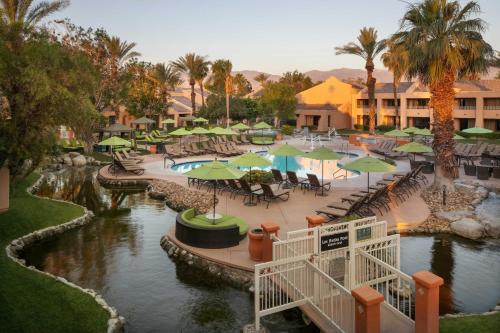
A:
[171,152,360,180]
[23,167,500,332]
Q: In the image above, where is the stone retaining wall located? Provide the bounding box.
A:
[5,174,125,333]
[148,179,213,213]
[97,173,150,188]
[160,236,254,291]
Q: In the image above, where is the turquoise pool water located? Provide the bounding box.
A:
[171,152,360,179]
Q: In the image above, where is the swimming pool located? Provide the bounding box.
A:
[171,151,360,179]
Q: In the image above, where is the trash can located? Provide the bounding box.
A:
[248,228,264,261]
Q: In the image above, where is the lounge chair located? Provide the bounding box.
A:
[316,196,368,221]
[271,169,285,187]
[122,150,144,162]
[240,134,250,144]
[227,179,245,199]
[201,141,216,153]
[114,151,140,164]
[114,159,145,175]
[227,142,244,154]
[231,135,242,144]
[305,173,331,196]
[259,183,290,208]
[238,179,263,204]
[286,171,309,191]
[214,144,233,157]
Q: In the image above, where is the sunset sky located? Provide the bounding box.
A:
[52,0,500,74]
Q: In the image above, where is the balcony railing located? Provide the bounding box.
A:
[484,105,500,110]
[407,105,428,109]
[456,105,476,110]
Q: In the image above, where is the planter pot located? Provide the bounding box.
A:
[248,228,264,261]
[149,145,157,154]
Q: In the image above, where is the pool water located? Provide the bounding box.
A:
[171,152,360,179]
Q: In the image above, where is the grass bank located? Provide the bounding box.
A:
[0,173,109,333]
[441,313,500,333]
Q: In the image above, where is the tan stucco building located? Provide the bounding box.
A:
[295,77,500,131]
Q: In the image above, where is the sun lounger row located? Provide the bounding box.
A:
[368,140,407,159]
[316,165,427,222]
[112,152,145,175]
[455,143,500,164]
[270,169,330,196]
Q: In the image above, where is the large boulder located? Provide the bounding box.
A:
[476,194,500,238]
[435,210,474,222]
[451,218,484,240]
[62,156,73,166]
[68,152,81,158]
[71,155,87,167]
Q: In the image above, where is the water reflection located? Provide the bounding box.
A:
[401,234,500,314]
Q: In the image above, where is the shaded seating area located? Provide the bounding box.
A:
[175,208,248,249]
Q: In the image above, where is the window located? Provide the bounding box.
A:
[356,99,369,108]
[484,98,500,110]
[407,99,429,109]
[455,98,476,110]
[383,99,400,108]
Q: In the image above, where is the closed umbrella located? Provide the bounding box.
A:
[184,160,246,220]
[453,134,465,140]
[394,141,433,160]
[269,143,303,188]
[98,136,131,175]
[229,152,272,206]
[169,127,191,149]
[302,146,342,196]
[342,155,395,193]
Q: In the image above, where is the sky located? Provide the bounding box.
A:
[51,0,500,75]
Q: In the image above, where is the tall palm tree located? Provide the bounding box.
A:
[171,53,200,113]
[0,0,68,28]
[150,63,182,112]
[233,73,252,96]
[393,0,493,189]
[254,73,269,87]
[211,59,233,127]
[381,40,408,129]
[193,55,210,108]
[336,27,386,134]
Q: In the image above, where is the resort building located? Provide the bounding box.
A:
[295,77,500,131]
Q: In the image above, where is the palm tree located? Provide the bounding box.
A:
[0,0,68,28]
[393,0,493,189]
[254,73,269,87]
[194,55,210,108]
[150,63,182,112]
[381,40,408,129]
[233,73,252,96]
[171,53,201,113]
[336,27,386,134]
[211,59,233,126]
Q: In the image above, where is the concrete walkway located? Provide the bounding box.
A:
[99,142,430,270]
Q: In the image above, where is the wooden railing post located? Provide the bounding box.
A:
[351,286,384,333]
[413,271,444,333]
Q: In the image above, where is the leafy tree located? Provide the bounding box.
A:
[171,52,205,113]
[254,73,269,87]
[393,0,494,189]
[382,40,408,129]
[336,27,386,134]
[193,55,210,107]
[233,73,252,96]
[198,95,259,123]
[0,30,98,177]
[149,63,182,106]
[279,70,314,94]
[259,81,297,123]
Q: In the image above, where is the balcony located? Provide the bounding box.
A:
[456,105,476,110]
[407,105,429,110]
[484,105,500,110]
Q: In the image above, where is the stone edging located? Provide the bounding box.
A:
[441,302,500,320]
[97,172,151,188]
[5,173,125,333]
[160,236,254,291]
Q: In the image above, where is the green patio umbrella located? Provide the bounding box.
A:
[209,127,227,135]
[98,136,131,175]
[184,160,246,220]
[191,126,210,143]
[254,121,272,136]
[403,127,419,134]
[220,127,237,135]
[413,128,432,136]
[302,146,342,196]
[229,152,272,206]
[269,143,303,188]
[394,141,433,160]
[462,127,493,134]
[453,134,465,140]
[161,118,176,124]
[342,155,395,193]
[193,117,208,123]
[384,129,410,144]
[169,127,192,149]
[231,122,251,130]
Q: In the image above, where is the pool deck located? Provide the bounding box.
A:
[99,140,431,272]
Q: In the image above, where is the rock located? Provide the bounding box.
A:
[68,152,80,158]
[63,156,73,166]
[451,218,484,240]
[71,155,87,166]
[476,194,500,238]
[435,210,473,222]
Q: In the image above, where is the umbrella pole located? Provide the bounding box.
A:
[213,181,216,222]
[249,166,253,205]
[282,157,291,189]
[321,161,325,196]
[367,172,370,194]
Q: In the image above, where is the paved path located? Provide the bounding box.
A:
[99,142,431,271]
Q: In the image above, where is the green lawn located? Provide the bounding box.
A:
[441,313,500,333]
[0,174,109,333]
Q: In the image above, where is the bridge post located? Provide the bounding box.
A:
[261,223,280,262]
[413,271,444,333]
[351,286,384,333]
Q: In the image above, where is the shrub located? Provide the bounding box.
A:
[280,125,294,136]
[354,124,368,131]
[242,170,273,185]
[376,125,396,133]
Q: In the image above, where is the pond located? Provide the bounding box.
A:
[22,167,500,332]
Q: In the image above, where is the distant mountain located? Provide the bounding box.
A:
[233,70,281,91]
[304,68,393,83]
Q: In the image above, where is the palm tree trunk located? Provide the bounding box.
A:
[198,81,205,108]
[367,68,377,134]
[226,93,230,127]
[190,80,196,114]
[430,71,457,191]
[393,79,400,129]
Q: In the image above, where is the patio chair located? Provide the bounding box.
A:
[306,173,331,196]
[114,159,145,175]
[226,179,245,199]
[240,134,250,144]
[231,135,242,144]
[227,142,244,154]
[114,151,140,164]
[271,169,285,187]
[201,141,216,153]
[476,166,490,180]
[259,183,290,208]
[214,144,233,157]
[493,167,500,179]
[315,196,368,221]
[122,150,144,163]
[286,171,309,191]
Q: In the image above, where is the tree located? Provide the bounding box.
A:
[209,59,233,126]
[336,27,386,134]
[149,63,182,108]
[393,0,493,189]
[0,0,68,28]
[254,73,269,87]
[233,73,252,96]
[193,55,210,107]
[259,82,297,123]
[171,52,202,113]
[279,70,315,94]
[381,40,408,129]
